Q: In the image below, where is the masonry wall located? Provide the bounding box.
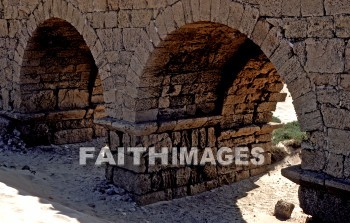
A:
[1,0,350,217]
[16,18,106,144]
[105,119,282,204]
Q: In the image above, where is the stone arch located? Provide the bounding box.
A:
[12,0,112,117]
[103,1,318,205]
[125,0,313,128]
[15,15,108,145]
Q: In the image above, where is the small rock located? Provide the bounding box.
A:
[274,200,295,220]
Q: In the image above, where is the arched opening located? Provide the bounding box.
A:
[135,22,287,125]
[108,21,303,204]
[136,22,249,121]
[18,18,105,145]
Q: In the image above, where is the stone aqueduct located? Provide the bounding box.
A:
[1,0,350,221]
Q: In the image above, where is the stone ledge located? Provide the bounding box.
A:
[282,165,350,195]
[95,116,283,136]
[0,110,90,121]
[94,116,222,136]
[0,111,46,121]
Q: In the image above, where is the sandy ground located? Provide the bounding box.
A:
[0,86,304,223]
[0,142,308,223]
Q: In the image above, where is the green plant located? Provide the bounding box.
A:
[272,121,307,145]
[272,116,282,123]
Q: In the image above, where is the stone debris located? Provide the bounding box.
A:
[274,199,295,220]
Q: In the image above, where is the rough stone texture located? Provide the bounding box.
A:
[16,18,106,145]
[299,186,350,223]
[335,15,350,38]
[281,0,300,17]
[1,0,350,217]
[274,200,295,220]
[327,128,350,157]
[305,39,345,74]
[301,0,324,16]
[301,149,326,172]
[325,0,350,15]
[106,122,275,204]
[307,16,334,38]
[283,18,307,39]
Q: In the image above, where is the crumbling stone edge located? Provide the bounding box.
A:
[282,165,350,222]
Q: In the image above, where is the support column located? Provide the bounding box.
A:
[98,116,282,205]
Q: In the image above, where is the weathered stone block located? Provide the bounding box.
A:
[325,153,344,178]
[21,91,55,112]
[281,0,300,16]
[135,109,158,122]
[328,128,350,156]
[256,134,271,143]
[274,200,295,220]
[58,89,89,109]
[223,1,240,28]
[305,39,345,74]
[130,10,153,27]
[335,15,350,38]
[172,1,185,28]
[308,131,327,150]
[259,0,282,17]
[307,16,334,38]
[338,72,350,91]
[175,167,191,186]
[147,0,167,8]
[257,102,277,112]
[325,0,350,15]
[113,167,152,195]
[301,149,326,171]
[260,27,281,58]
[107,0,119,10]
[322,107,350,130]
[199,0,211,21]
[239,5,259,37]
[317,89,339,106]
[97,28,122,50]
[53,128,93,144]
[309,73,338,87]
[283,18,307,39]
[251,20,270,46]
[293,91,317,115]
[341,90,350,110]
[298,110,323,132]
[269,93,287,102]
[0,20,8,37]
[122,28,142,51]
[301,0,324,16]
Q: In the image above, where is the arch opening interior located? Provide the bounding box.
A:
[18,18,106,145]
